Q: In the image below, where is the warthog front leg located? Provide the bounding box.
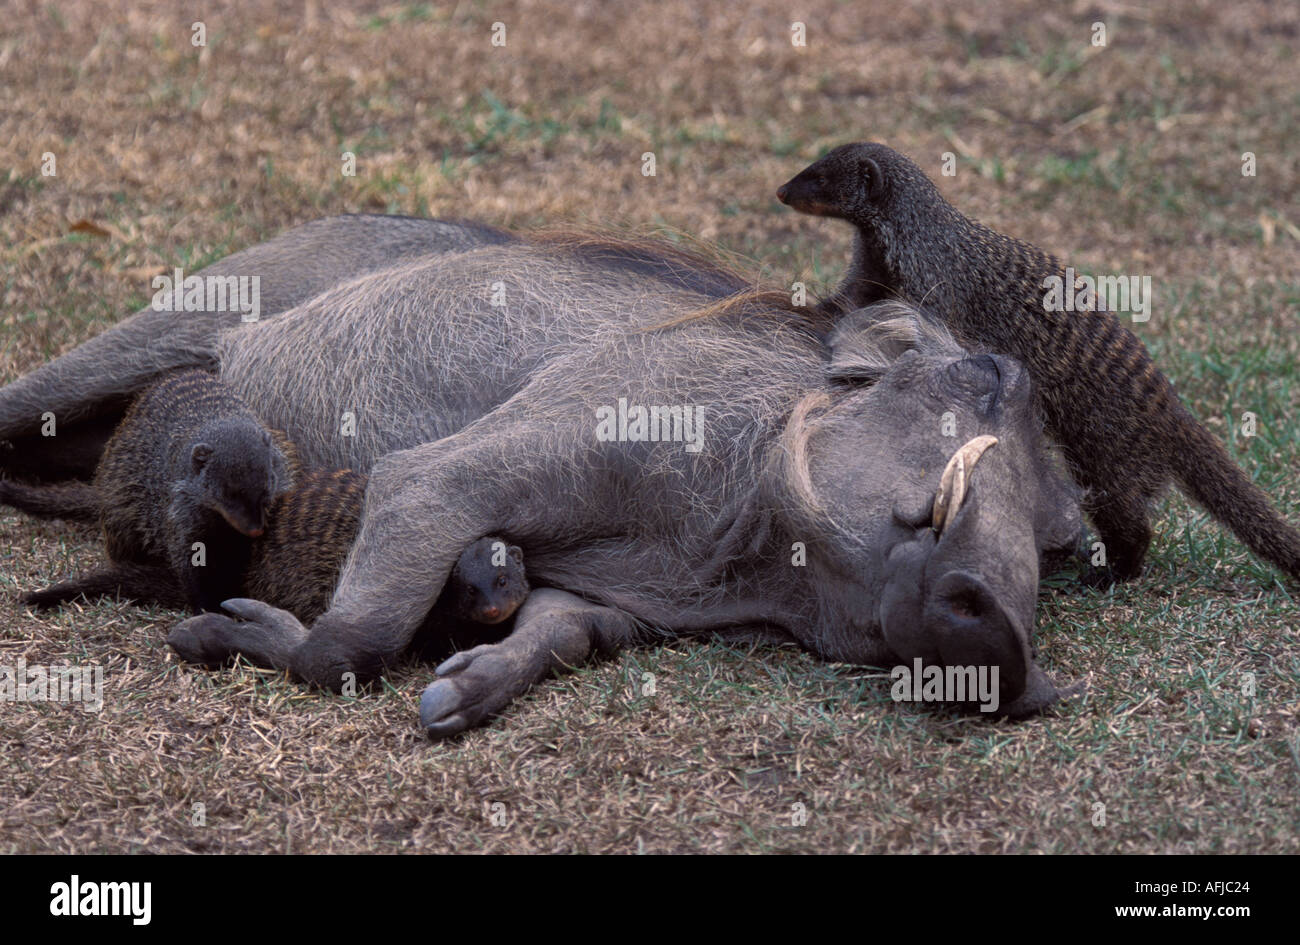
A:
[419,588,641,738]
[168,440,500,684]
[169,410,609,695]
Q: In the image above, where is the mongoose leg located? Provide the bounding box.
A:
[419,588,641,738]
[1086,494,1153,582]
[177,563,249,615]
[170,524,258,614]
[22,562,186,610]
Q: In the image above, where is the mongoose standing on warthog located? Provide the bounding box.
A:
[777,142,1300,581]
[18,369,295,613]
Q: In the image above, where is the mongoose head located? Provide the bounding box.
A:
[189,420,292,538]
[778,143,956,306]
[447,537,530,625]
[776,141,939,221]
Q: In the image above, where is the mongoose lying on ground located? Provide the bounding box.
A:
[13,370,294,611]
[777,142,1300,581]
[19,461,531,640]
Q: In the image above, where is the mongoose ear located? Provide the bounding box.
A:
[191,443,213,472]
[862,157,885,200]
[508,545,524,564]
[262,430,272,447]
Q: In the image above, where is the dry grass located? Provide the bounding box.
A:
[1,0,1298,853]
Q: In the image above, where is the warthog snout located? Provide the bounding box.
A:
[922,569,1028,703]
[879,430,1065,715]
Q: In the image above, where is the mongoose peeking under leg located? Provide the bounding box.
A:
[778,142,1300,582]
[434,536,532,651]
[242,469,530,644]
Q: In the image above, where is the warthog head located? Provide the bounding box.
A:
[776,304,1082,715]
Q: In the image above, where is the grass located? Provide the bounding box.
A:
[1,0,1298,853]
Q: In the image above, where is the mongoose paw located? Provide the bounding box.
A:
[419,644,519,738]
[1078,565,1120,590]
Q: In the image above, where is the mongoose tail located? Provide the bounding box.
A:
[1170,410,1300,580]
[0,479,101,521]
[22,562,188,610]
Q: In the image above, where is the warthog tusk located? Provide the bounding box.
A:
[932,435,999,533]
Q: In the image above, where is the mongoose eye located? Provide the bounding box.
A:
[496,575,507,587]
[465,586,476,597]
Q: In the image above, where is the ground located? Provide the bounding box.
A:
[1,0,1297,853]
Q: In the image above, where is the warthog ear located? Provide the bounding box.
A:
[827,304,938,383]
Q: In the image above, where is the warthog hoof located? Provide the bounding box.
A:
[420,644,521,739]
[167,597,307,668]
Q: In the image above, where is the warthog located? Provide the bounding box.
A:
[0,217,1081,734]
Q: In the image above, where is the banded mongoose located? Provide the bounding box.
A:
[777,142,1300,581]
[241,468,531,628]
[20,369,295,612]
[22,463,531,639]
